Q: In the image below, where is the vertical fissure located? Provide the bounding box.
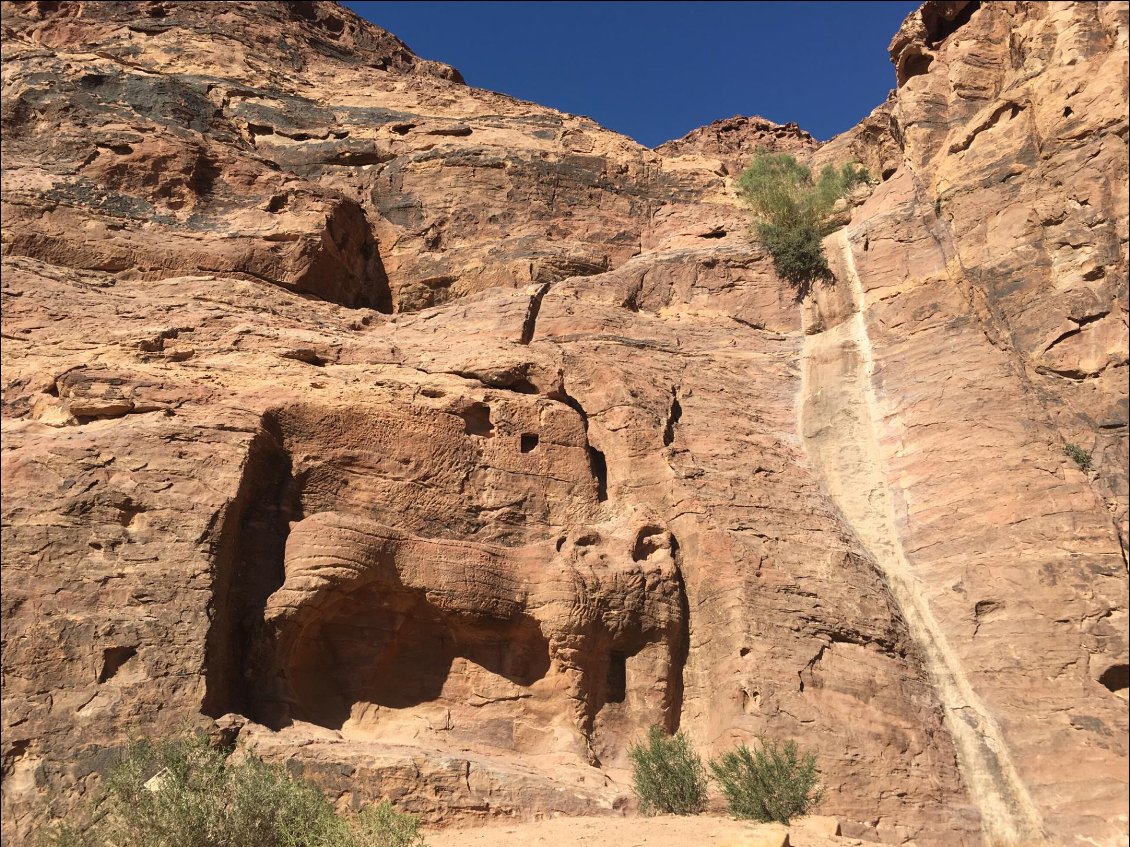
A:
[667,535,690,734]
[201,415,296,722]
[662,387,682,447]
[519,282,551,345]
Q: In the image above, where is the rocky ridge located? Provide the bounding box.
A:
[1,2,1126,846]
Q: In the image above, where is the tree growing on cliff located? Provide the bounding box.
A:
[738,152,870,297]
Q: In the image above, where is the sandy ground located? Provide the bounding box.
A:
[423,814,851,847]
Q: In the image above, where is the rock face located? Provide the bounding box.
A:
[653,114,819,182]
[811,3,1129,843]
[0,3,1125,847]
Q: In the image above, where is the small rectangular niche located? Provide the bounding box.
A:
[607,652,627,703]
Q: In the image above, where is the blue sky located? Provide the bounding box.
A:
[342,1,919,147]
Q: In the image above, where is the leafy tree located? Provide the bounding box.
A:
[738,152,871,296]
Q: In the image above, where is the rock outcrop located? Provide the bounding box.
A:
[811,4,1129,842]
[1,2,1125,846]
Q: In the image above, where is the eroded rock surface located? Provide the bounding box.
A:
[1,2,1126,846]
[810,3,1129,844]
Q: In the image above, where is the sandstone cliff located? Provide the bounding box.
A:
[1,2,1126,846]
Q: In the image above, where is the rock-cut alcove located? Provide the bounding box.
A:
[280,576,552,740]
[203,398,688,763]
[202,415,297,722]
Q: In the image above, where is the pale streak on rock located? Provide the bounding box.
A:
[800,229,1047,846]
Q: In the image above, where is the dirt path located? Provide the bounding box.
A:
[423,814,851,847]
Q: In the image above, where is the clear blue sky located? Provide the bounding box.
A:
[342,1,919,147]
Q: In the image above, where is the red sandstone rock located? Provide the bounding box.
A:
[0,3,1125,847]
[810,4,1128,844]
[655,114,819,181]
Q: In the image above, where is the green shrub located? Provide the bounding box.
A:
[40,822,91,847]
[737,152,871,296]
[814,162,872,210]
[1064,442,1093,472]
[738,152,819,228]
[220,755,349,847]
[708,736,821,824]
[629,725,708,815]
[40,730,425,847]
[756,222,828,290]
[353,801,426,847]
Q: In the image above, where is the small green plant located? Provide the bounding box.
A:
[629,725,708,815]
[737,152,871,296]
[40,730,426,847]
[708,736,822,824]
[1064,442,1093,472]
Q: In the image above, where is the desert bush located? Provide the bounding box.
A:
[353,801,426,847]
[755,222,828,291]
[813,161,872,210]
[737,152,870,295]
[708,736,821,824]
[629,725,708,815]
[40,730,425,847]
[1064,442,1093,472]
[40,822,91,847]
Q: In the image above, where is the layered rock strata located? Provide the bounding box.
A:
[810,4,1129,843]
[1,2,1126,846]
